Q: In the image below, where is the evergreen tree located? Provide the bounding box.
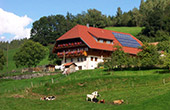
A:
[0,49,6,70]
[115,7,123,26]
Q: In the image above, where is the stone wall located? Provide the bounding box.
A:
[1,72,59,80]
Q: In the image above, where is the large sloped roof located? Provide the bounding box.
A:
[56,24,143,55]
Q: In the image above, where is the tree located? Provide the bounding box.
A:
[140,0,170,38]
[115,7,123,26]
[0,49,6,70]
[13,40,48,68]
[30,15,67,46]
[162,52,170,70]
[48,44,61,65]
[157,41,170,53]
[137,43,160,68]
[131,8,143,26]
[85,9,107,28]
[104,45,128,70]
[121,12,133,26]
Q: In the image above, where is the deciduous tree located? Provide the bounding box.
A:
[104,45,129,70]
[163,53,170,70]
[30,15,68,46]
[137,43,160,68]
[13,40,48,68]
[48,44,61,65]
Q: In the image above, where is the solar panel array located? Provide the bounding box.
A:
[112,32,141,48]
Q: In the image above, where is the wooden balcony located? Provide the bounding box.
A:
[57,50,87,58]
[55,42,86,50]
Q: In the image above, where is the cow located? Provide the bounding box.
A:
[98,99,105,104]
[40,96,55,101]
[86,91,100,102]
[113,99,124,105]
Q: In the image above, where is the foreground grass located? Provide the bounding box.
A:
[105,27,143,37]
[0,69,170,110]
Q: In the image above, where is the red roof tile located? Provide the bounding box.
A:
[56,25,143,55]
[64,62,77,67]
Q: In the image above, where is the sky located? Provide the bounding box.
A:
[0,0,141,42]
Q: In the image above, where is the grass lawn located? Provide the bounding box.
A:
[104,27,144,37]
[0,69,170,110]
[0,48,49,75]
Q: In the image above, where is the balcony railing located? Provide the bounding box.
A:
[56,42,85,49]
[57,50,86,58]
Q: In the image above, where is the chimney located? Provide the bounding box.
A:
[86,23,89,28]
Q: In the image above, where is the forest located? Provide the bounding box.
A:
[0,0,170,71]
[0,0,170,48]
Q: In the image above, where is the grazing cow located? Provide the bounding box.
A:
[86,91,100,102]
[45,96,55,100]
[113,99,124,105]
[91,91,100,97]
[40,96,56,101]
[92,98,99,103]
[98,99,105,104]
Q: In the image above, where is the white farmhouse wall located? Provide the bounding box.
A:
[61,55,104,70]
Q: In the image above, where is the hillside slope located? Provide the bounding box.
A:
[0,48,49,74]
[0,69,170,110]
[105,27,143,37]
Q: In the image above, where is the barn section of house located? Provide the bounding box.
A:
[53,24,143,70]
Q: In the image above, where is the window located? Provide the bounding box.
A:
[84,57,86,61]
[91,57,93,61]
[106,40,111,44]
[95,57,98,61]
[77,58,80,62]
[85,48,88,51]
[71,58,73,62]
[81,57,83,61]
[99,39,103,43]
[80,48,83,51]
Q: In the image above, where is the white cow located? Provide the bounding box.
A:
[86,91,100,102]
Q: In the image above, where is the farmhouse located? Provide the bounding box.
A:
[53,24,143,70]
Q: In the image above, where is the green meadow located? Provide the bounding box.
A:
[105,27,143,37]
[0,69,170,110]
[0,26,168,110]
[0,48,49,75]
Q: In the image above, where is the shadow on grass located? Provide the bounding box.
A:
[104,67,162,72]
[154,70,170,74]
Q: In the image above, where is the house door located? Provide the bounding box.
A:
[78,66,82,70]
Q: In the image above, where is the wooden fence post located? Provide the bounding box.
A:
[31,82,33,87]
[51,78,54,84]
[163,79,165,85]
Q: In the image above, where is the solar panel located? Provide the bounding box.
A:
[112,32,141,48]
